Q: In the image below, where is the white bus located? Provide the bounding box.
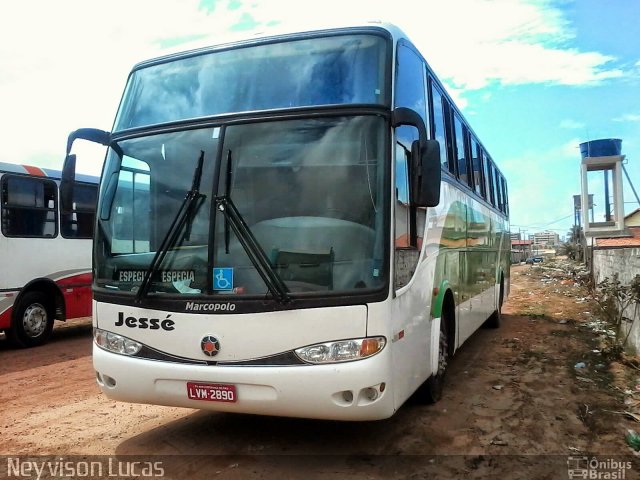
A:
[0,162,98,347]
[65,22,510,420]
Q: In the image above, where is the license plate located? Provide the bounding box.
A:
[187,382,237,403]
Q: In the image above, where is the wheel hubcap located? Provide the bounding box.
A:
[22,303,48,338]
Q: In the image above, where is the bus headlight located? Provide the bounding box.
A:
[295,337,386,364]
[94,328,142,356]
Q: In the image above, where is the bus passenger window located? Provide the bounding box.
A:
[394,124,423,290]
[395,143,410,249]
[453,114,470,187]
[1,176,57,238]
[491,165,501,210]
[483,153,494,205]
[470,138,483,196]
[430,82,449,171]
[61,183,97,239]
[395,45,427,126]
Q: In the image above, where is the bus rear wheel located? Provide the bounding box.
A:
[485,276,504,329]
[8,292,55,348]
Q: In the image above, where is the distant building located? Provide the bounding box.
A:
[533,230,560,246]
[626,208,640,227]
[511,239,533,263]
[594,210,640,247]
[510,232,521,241]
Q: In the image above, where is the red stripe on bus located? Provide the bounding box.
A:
[0,307,12,330]
[56,272,92,287]
[56,272,93,319]
[23,165,46,177]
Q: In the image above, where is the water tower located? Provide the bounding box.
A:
[579,138,626,237]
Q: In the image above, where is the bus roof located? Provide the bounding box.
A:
[126,20,506,183]
[0,161,98,184]
[132,21,405,71]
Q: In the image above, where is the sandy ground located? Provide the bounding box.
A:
[1,261,639,479]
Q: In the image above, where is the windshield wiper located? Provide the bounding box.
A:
[214,195,290,304]
[136,151,206,302]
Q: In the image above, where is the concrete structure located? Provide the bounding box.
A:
[592,242,640,354]
[511,239,533,263]
[579,139,626,238]
[626,208,640,227]
[592,211,640,353]
[595,226,640,249]
[533,230,560,246]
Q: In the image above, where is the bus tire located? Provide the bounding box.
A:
[415,300,452,404]
[485,276,504,329]
[8,292,55,348]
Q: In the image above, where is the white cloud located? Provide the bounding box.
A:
[0,0,629,174]
[500,139,583,232]
[0,0,241,173]
[237,0,624,90]
[560,119,586,130]
[613,113,640,122]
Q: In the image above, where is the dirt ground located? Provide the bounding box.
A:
[1,260,640,479]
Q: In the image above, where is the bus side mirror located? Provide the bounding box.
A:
[393,107,441,208]
[61,154,76,215]
[412,139,441,207]
[60,128,111,215]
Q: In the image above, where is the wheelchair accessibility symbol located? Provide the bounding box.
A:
[213,268,234,291]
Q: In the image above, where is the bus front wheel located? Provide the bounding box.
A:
[8,292,55,348]
[416,305,451,404]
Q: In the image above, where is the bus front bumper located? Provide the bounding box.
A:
[93,344,395,421]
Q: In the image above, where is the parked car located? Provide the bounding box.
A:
[525,256,544,264]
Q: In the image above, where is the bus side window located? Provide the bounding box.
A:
[492,165,501,210]
[1,175,57,238]
[499,174,507,214]
[110,157,151,254]
[453,113,470,187]
[483,153,494,205]
[429,80,450,172]
[470,138,484,197]
[395,44,428,126]
[395,142,410,249]
[503,181,509,216]
[394,43,427,289]
[61,183,97,239]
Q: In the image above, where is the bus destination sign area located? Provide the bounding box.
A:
[116,270,195,284]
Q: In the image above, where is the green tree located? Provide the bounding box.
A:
[567,225,584,244]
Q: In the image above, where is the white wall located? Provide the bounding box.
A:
[593,247,640,353]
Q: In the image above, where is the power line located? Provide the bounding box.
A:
[510,213,574,230]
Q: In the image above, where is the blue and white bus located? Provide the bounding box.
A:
[64,22,510,420]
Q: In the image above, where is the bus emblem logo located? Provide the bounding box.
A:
[201,335,220,357]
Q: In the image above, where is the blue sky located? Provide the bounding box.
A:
[1,0,638,239]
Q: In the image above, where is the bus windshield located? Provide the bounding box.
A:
[94,116,388,298]
[115,34,389,131]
